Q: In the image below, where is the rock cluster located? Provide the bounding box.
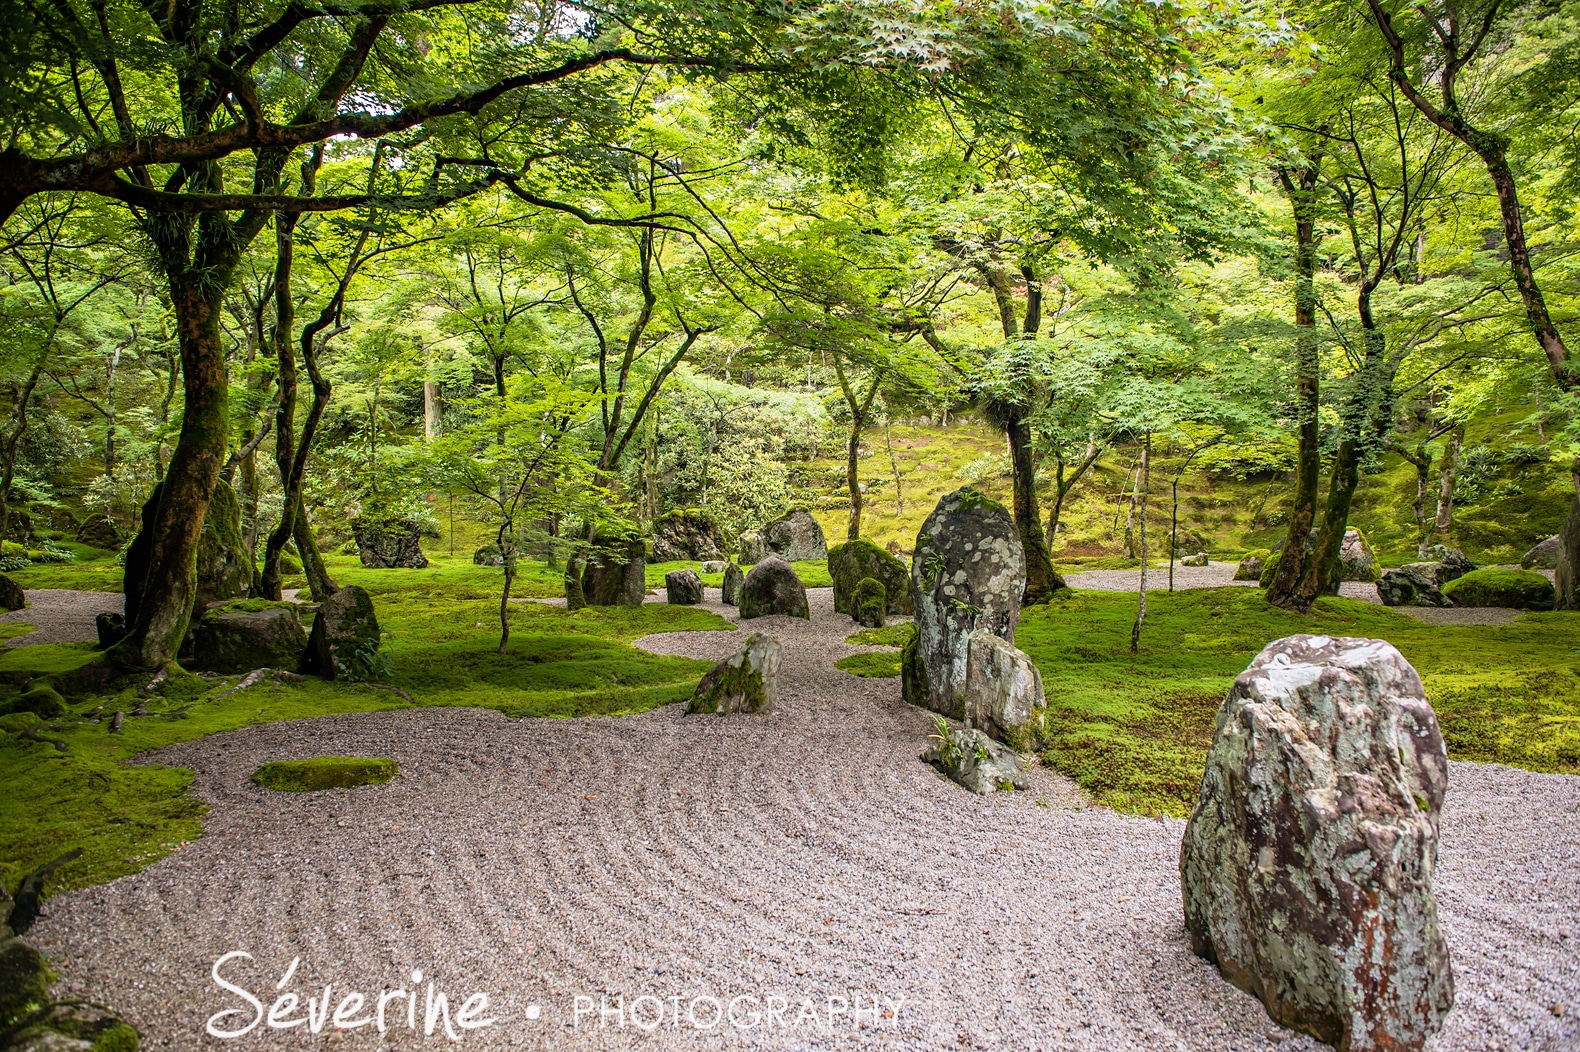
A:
[353,517,429,569]
[1181,634,1454,1052]
[664,569,704,605]
[687,633,781,715]
[738,555,809,620]
[1378,564,1451,607]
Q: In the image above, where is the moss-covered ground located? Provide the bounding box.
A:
[0,591,732,898]
[252,756,399,792]
[1017,588,1580,817]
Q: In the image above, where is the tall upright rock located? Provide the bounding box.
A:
[901,487,1025,719]
[1181,635,1453,1052]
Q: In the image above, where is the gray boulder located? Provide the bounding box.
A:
[184,602,309,674]
[582,535,645,607]
[0,574,23,612]
[1420,544,1474,584]
[1233,550,1267,582]
[738,554,809,620]
[961,629,1047,751]
[303,585,389,681]
[737,529,765,565]
[650,509,725,562]
[1523,534,1561,571]
[721,562,744,606]
[829,537,913,617]
[1181,635,1453,1052]
[759,509,827,562]
[923,718,1029,795]
[354,517,429,569]
[95,611,125,649]
[1339,527,1379,582]
[686,632,781,715]
[901,487,1025,720]
[665,569,704,605]
[1181,551,1208,567]
[473,544,505,567]
[1378,564,1450,607]
[701,560,726,574]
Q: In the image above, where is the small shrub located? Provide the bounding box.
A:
[251,756,399,792]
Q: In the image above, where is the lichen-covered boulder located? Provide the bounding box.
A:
[961,630,1046,751]
[759,509,827,562]
[95,611,126,649]
[353,517,429,569]
[701,560,726,574]
[1339,527,1379,582]
[1181,551,1209,567]
[738,554,809,620]
[923,717,1028,795]
[473,544,505,567]
[1556,496,1580,612]
[0,573,23,612]
[1378,564,1450,607]
[1234,550,1268,582]
[687,632,781,715]
[665,569,704,605]
[582,534,645,608]
[1523,534,1560,571]
[303,585,389,681]
[195,477,251,607]
[721,562,744,606]
[1181,635,1453,1052]
[901,487,1025,719]
[737,529,765,565]
[1441,567,1555,610]
[74,514,121,550]
[1419,545,1474,585]
[185,601,309,674]
[829,537,912,617]
[852,577,886,629]
[650,509,726,562]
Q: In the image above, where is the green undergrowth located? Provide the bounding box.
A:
[4,545,124,592]
[1018,588,1580,817]
[252,756,399,792]
[0,600,732,899]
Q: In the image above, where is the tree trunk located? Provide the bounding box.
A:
[261,213,300,600]
[109,270,229,670]
[424,380,443,440]
[1130,435,1150,652]
[1434,427,1462,534]
[1007,414,1065,601]
[845,420,863,541]
[293,499,338,602]
[1267,162,1323,609]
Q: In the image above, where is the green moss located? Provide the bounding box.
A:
[835,651,903,678]
[1441,567,1556,610]
[1017,587,1580,817]
[0,685,66,719]
[845,623,916,647]
[853,576,887,627]
[251,756,399,792]
[1257,549,1281,588]
[687,662,766,714]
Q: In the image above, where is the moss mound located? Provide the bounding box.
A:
[251,756,399,792]
[853,577,887,628]
[0,685,66,719]
[835,651,902,678]
[1442,567,1556,610]
[827,538,911,616]
[1257,549,1281,588]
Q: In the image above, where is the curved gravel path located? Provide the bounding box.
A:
[27,588,1580,1051]
[0,587,121,646]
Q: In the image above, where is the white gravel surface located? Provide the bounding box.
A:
[27,587,1580,1051]
[0,587,121,646]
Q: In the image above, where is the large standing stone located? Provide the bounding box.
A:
[686,632,782,715]
[829,538,913,617]
[1557,496,1580,611]
[184,602,309,673]
[901,487,1025,720]
[737,529,765,565]
[650,509,726,562]
[738,554,809,620]
[721,562,745,606]
[195,477,252,607]
[354,517,429,569]
[582,535,646,607]
[1181,635,1453,1052]
[1339,527,1380,582]
[1523,534,1560,570]
[665,569,704,605]
[0,574,23,612]
[1377,564,1450,608]
[961,630,1047,750]
[759,509,827,562]
[303,585,389,681]
[852,577,887,629]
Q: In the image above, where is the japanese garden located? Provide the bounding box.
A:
[0,0,1577,1047]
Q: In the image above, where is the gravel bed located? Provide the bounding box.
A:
[26,587,1580,1051]
[0,587,121,646]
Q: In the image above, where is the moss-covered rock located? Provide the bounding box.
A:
[1441,567,1556,610]
[252,756,399,791]
[852,577,887,629]
[687,633,781,715]
[650,509,725,562]
[738,555,810,620]
[582,533,645,607]
[303,585,389,681]
[0,935,49,1027]
[0,574,23,612]
[0,685,66,720]
[664,569,704,605]
[352,517,429,569]
[1235,549,1270,582]
[195,477,252,607]
[828,538,912,617]
[183,601,308,674]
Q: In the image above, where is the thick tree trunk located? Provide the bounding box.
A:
[845,421,863,541]
[1434,427,1462,533]
[293,499,337,602]
[424,380,443,440]
[1007,415,1065,601]
[1267,163,1323,609]
[1479,144,1573,387]
[1130,435,1150,652]
[109,271,229,669]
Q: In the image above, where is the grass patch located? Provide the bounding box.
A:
[835,651,904,678]
[1019,587,1580,817]
[252,756,399,792]
[845,623,915,647]
[5,545,124,592]
[0,599,733,899]
[0,622,36,643]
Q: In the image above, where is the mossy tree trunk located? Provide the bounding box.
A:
[1006,414,1065,602]
[831,356,882,542]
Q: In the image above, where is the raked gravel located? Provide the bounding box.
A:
[26,587,1580,1051]
[0,587,121,646]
